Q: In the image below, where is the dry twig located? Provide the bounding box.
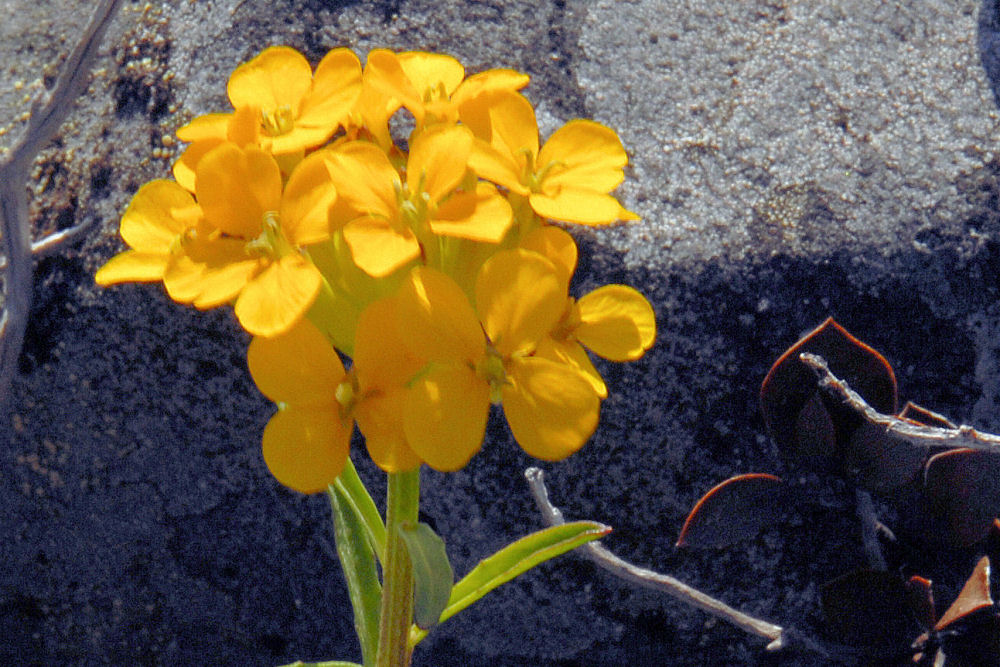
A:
[0,0,122,404]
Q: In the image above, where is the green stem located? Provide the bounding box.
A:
[375,469,420,667]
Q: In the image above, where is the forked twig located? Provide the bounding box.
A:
[524,467,855,663]
[0,0,122,404]
[799,352,1000,452]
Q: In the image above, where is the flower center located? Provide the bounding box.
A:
[261,105,295,136]
[245,211,293,259]
[475,344,508,405]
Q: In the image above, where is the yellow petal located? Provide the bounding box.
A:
[429,182,512,243]
[451,68,530,108]
[398,51,465,97]
[407,124,471,205]
[353,296,427,391]
[484,91,538,169]
[176,113,231,142]
[537,119,628,193]
[475,249,564,357]
[529,188,628,226]
[396,266,483,364]
[235,254,322,337]
[189,239,261,309]
[196,144,282,238]
[162,250,206,303]
[280,151,336,246]
[227,105,262,146]
[575,285,656,361]
[356,386,423,473]
[404,363,489,472]
[324,141,399,223]
[518,226,577,286]
[227,46,312,114]
[95,250,169,286]
[120,180,200,253]
[297,47,363,129]
[467,137,527,195]
[535,336,607,399]
[364,50,423,120]
[247,317,345,404]
[503,357,599,461]
[269,126,338,155]
[262,404,351,494]
[342,218,420,278]
[172,140,222,193]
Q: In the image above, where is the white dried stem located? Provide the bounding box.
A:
[799,352,1000,451]
[524,467,854,663]
[0,0,122,403]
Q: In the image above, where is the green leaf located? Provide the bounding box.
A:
[328,483,382,667]
[278,661,364,667]
[410,520,610,644]
[333,459,387,563]
[398,521,454,631]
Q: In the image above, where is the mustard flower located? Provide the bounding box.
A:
[323,125,512,277]
[247,318,353,493]
[521,226,656,398]
[363,49,529,130]
[393,250,600,471]
[466,90,638,225]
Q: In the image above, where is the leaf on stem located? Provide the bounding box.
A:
[398,521,454,631]
[923,449,1000,546]
[675,473,784,548]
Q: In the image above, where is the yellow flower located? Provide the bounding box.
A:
[521,226,656,398]
[363,49,529,130]
[173,143,335,336]
[323,125,512,277]
[466,91,638,225]
[393,250,600,471]
[247,318,353,493]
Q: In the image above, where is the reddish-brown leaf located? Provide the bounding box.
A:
[760,318,897,467]
[935,557,993,631]
[924,449,1000,546]
[675,473,783,548]
[844,421,926,493]
[820,569,918,652]
[898,401,957,429]
[906,575,936,631]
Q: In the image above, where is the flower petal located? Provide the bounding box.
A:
[467,138,527,195]
[296,47,363,129]
[529,188,629,226]
[407,124,471,205]
[537,119,628,193]
[227,45,312,114]
[451,68,530,108]
[476,249,564,357]
[176,113,231,143]
[119,180,200,253]
[188,238,261,308]
[342,218,421,278]
[503,357,599,461]
[353,296,427,391]
[518,226,577,286]
[576,285,656,361]
[356,386,423,473]
[280,151,336,246]
[396,266,483,364]
[262,404,351,494]
[172,139,223,193]
[429,182,512,243]
[364,49,422,119]
[235,253,322,337]
[535,336,607,399]
[247,317,345,405]
[95,250,169,285]
[484,91,538,170]
[324,141,399,223]
[404,363,489,472]
[398,51,465,97]
[196,144,282,239]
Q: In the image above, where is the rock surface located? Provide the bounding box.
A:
[3,0,1000,665]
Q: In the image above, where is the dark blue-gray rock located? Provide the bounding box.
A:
[3,0,1000,665]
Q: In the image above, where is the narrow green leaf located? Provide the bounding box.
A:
[328,484,382,667]
[279,661,363,667]
[398,521,454,630]
[410,520,609,644]
[333,458,387,563]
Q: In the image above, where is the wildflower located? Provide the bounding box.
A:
[323,124,512,277]
[466,90,638,225]
[394,250,600,471]
[521,226,656,398]
[247,318,353,493]
[363,49,529,130]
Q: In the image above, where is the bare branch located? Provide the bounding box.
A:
[524,467,855,663]
[0,0,122,405]
[855,489,887,571]
[799,352,1000,452]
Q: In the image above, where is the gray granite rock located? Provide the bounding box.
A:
[3,0,1000,665]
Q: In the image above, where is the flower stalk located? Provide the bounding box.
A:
[376,469,420,667]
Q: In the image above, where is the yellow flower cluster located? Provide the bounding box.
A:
[97,46,655,492]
